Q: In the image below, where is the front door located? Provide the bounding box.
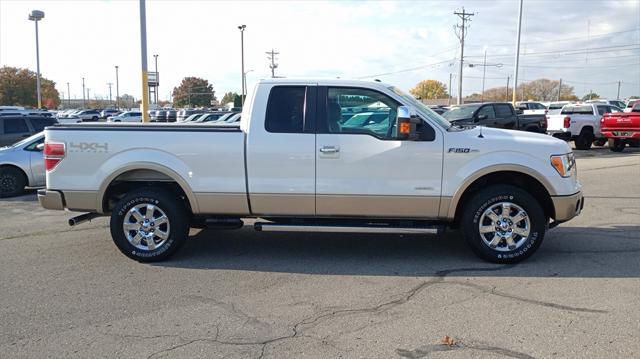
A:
[315,86,443,218]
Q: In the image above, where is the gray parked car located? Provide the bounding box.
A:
[0,116,57,147]
[0,132,45,197]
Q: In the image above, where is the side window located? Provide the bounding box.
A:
[265,86,305,133]
[29,118,55,132]
[597,105,609,115]
[609,106,621,113]
[24,137,44,151]
[495,104,514,117]
[322,87,399,139]
[4,118,29,134]
[477,105,496,119]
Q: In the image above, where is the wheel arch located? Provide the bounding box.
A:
[98,162,198,214]
[446,166,556,223]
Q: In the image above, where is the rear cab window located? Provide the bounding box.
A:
[265,86,307,133]
[561,106,594,115]
[495,104,514,117]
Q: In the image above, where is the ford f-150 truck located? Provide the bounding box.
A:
[39,79,583,264]
[601,102,640,152]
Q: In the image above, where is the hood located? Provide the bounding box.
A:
[448,126,571,159]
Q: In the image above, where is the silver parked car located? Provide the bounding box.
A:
[0,132,45,197]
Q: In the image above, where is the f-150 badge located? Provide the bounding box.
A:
[448,148,479,153]
[68,142,109,153]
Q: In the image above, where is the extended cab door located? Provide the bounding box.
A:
[494,103,517,129]
[246,84,317,215]
[315,86,443,218]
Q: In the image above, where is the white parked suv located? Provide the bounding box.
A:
[516,101,547,115]
[38,79,583,264]
[546,103,622,149]
[107,111,142,122]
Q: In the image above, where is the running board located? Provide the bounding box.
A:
[255,223,443,234]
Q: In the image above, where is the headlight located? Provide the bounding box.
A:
[550,153,575,177]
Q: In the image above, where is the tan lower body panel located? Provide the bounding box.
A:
[439,196,453,219]
[196,192,250,215]
[249,193,315,216]
[316,194,441,218]
[63,191,99,212]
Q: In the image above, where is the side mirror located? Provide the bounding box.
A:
[35,143,45,152]
[396,106,420,140]
[475,114,488,121]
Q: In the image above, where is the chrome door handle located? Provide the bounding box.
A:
[319,146,340,154]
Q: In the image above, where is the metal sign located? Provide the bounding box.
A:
[148,72,159,86]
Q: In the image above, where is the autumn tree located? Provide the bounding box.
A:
[466,78,578,102]
[172,77,216,107]
[582,92,600,101]
[220,91,240,106]
[410,79,448,99]
[0,66,60,108]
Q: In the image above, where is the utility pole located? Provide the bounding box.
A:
[82,77,86,108]
[107,82,113,104]
[153,54,159,105]
[86,88,90,106]
[454,7,474,105]
[448,73,453,105]
[115,65,120,109]
[66,82,70,108]
[481,50,487,103]
[511,0,524,105]
[139,0,150,122]
[238,25,246,106]
[589,89,593,100]
[557,78,562,101]
[505,76,510,102]
[617,81,621,100]
[266,48,279,78]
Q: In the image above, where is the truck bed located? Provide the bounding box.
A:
[43,123,248,214]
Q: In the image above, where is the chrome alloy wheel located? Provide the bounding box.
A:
[123,203,170,251]
[478,202,530,252]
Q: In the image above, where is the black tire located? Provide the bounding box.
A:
[110,188,190,262]
[0,166,26,198]
[593,139,606,147]
[609,139,626,152]
[460,185,546,264]
[574,130,593,150]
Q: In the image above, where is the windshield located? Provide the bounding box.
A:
[7,132,43,149]
[387,86,451,129]
[442,105,481,121]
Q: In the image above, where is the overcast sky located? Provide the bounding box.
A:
[1,0,639,103]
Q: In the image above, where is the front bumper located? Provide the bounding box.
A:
[551,190,584,222]
[38,189,65,210]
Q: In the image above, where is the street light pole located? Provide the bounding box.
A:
[512,0,524,105]
[66,82,70,108]
[153,54,158,104]
[29,10,44,109]
[238,24,246,107]
[115,66,120,109]
[481,50,487,103]
[82,77,86,108]
[139,0,150,122]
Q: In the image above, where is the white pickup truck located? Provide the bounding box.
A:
[39,79,583,263]
[546,103,622,149]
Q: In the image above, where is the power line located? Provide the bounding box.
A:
[466,44,640,59]
[357,59,454,79]
[469,28,640,47]
[266,49,279,78]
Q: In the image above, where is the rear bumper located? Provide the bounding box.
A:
[552,191,584,222]
[38,189,65,210]
[602,130,640,139]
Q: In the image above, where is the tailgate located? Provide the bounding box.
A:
[602,113,640,130]
[546,114,566,132]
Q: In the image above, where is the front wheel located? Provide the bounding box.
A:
[460,185,546,263]
[110,188,190,262]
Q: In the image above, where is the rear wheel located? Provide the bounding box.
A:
[460,185,546,263]
[110,188,190,262]
[574,130,593,150]
[609,139,626,152]
[0,167,26,198]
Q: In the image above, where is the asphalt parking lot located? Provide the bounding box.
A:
[1,146,639,359]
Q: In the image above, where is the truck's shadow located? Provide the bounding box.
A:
[155,225,640,278]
